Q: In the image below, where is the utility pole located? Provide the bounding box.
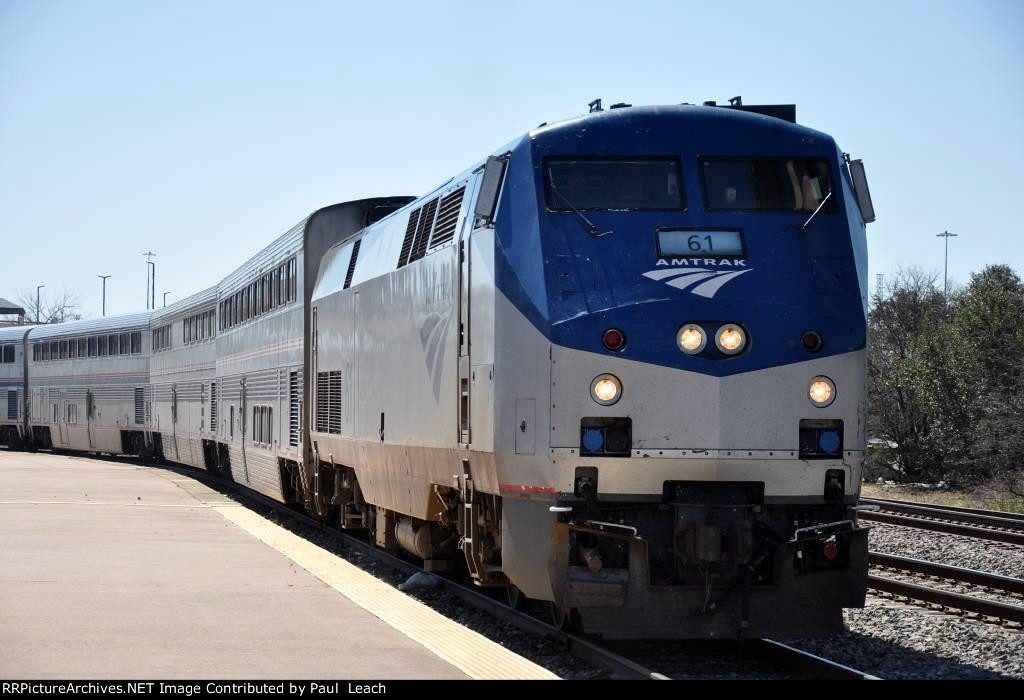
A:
[936,231,958,296]
[163,292,171,307]
[36,284,45,323]
[142,252,156,309]
[98,275,111,316]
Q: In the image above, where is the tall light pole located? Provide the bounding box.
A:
[98,275,111,316]
[143,251,156,309]
[163,291,171,307]
[936,231,958,296]
[36,284,45,323]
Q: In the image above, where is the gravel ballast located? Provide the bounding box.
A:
[869,522,1024,579]
[787,600,1024,679]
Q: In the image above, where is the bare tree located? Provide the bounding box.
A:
[17,289,84,324]
[867,268,951,481]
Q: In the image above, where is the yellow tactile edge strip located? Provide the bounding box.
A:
[152,469,559,680]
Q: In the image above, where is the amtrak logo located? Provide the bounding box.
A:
[642,263,753,299]
[419,312,451,402]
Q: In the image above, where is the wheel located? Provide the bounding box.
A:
[506,584,527,610]
[548,602,581,632]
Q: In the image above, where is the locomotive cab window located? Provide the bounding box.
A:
[544,158,684,211]
[701,158,834,212]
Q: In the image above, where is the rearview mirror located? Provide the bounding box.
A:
[848,159,876,223]
[474,155,508,226]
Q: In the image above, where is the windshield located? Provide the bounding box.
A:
[701,158,834,212]
[545,158,684,211]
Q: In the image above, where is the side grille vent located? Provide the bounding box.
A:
[343,239,361,290]
[7,390,16,420]
[134,387,145,425]
[398,210,420,268]
[210,382,218,430]
[429,187,465,248]
[409,197,438,263]
[289,370,301,446]
[398,185,465,268]
[315,370,342,435]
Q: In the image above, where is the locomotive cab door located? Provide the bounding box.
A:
[458,220,471,446]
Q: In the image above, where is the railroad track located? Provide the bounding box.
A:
[153,460,876,680]
[868,551,1024,626]
[858,497,1024,545]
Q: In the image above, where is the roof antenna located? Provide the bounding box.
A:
[588,99,603,113]
[728,96,743,106]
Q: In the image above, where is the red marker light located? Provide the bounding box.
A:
[602,328,626,351]
[822,536,838,561]
[801,331,823,353]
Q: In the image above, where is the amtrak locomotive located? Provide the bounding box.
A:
[1,101,876,638]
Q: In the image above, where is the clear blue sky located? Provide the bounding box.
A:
[2,0,1022,318]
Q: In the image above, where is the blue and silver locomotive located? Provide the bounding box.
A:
[309,101,875,638]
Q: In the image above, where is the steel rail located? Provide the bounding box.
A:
[746,640,881,680]
[860,498,1024,529]
[869,551,1024,595]
[862,497,1024,523]
[857,510,1024,546]
[868,574,1024,624]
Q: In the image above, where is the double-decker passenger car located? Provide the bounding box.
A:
[149,287,218,470]
[0,325,35,449]
[25,315,151,454]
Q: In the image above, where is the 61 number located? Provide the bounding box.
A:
[688,235,714,251]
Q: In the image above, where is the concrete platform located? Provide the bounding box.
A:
[0,450,554,679]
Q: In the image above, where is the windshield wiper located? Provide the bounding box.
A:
[547,171,613,237]
[800,190,833,234]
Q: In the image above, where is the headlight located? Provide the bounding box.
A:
[715,324,746,355]
[677,324,706,354]
[590,374,622,406]
[808,376,836,407]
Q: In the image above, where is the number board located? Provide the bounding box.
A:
[656,229,746,258]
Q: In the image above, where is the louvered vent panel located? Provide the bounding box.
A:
[397,209,420,268]
[316,371,330,432]
[7,390,16,420]
[289,370,301,446]
[210,382,218,429]
[429,187,465,248]
[328,371,342,434]
[134,387,145,425]
[343,239,361,289]
[315,370,342,435]
[409,198,438,263]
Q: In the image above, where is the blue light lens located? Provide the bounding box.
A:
[818,430,840,454]
[582,428,604,453]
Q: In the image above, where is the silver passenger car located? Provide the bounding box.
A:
[25,314,151,454]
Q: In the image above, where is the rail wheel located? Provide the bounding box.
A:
[548,602,581,632]
[505,584,527,610]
